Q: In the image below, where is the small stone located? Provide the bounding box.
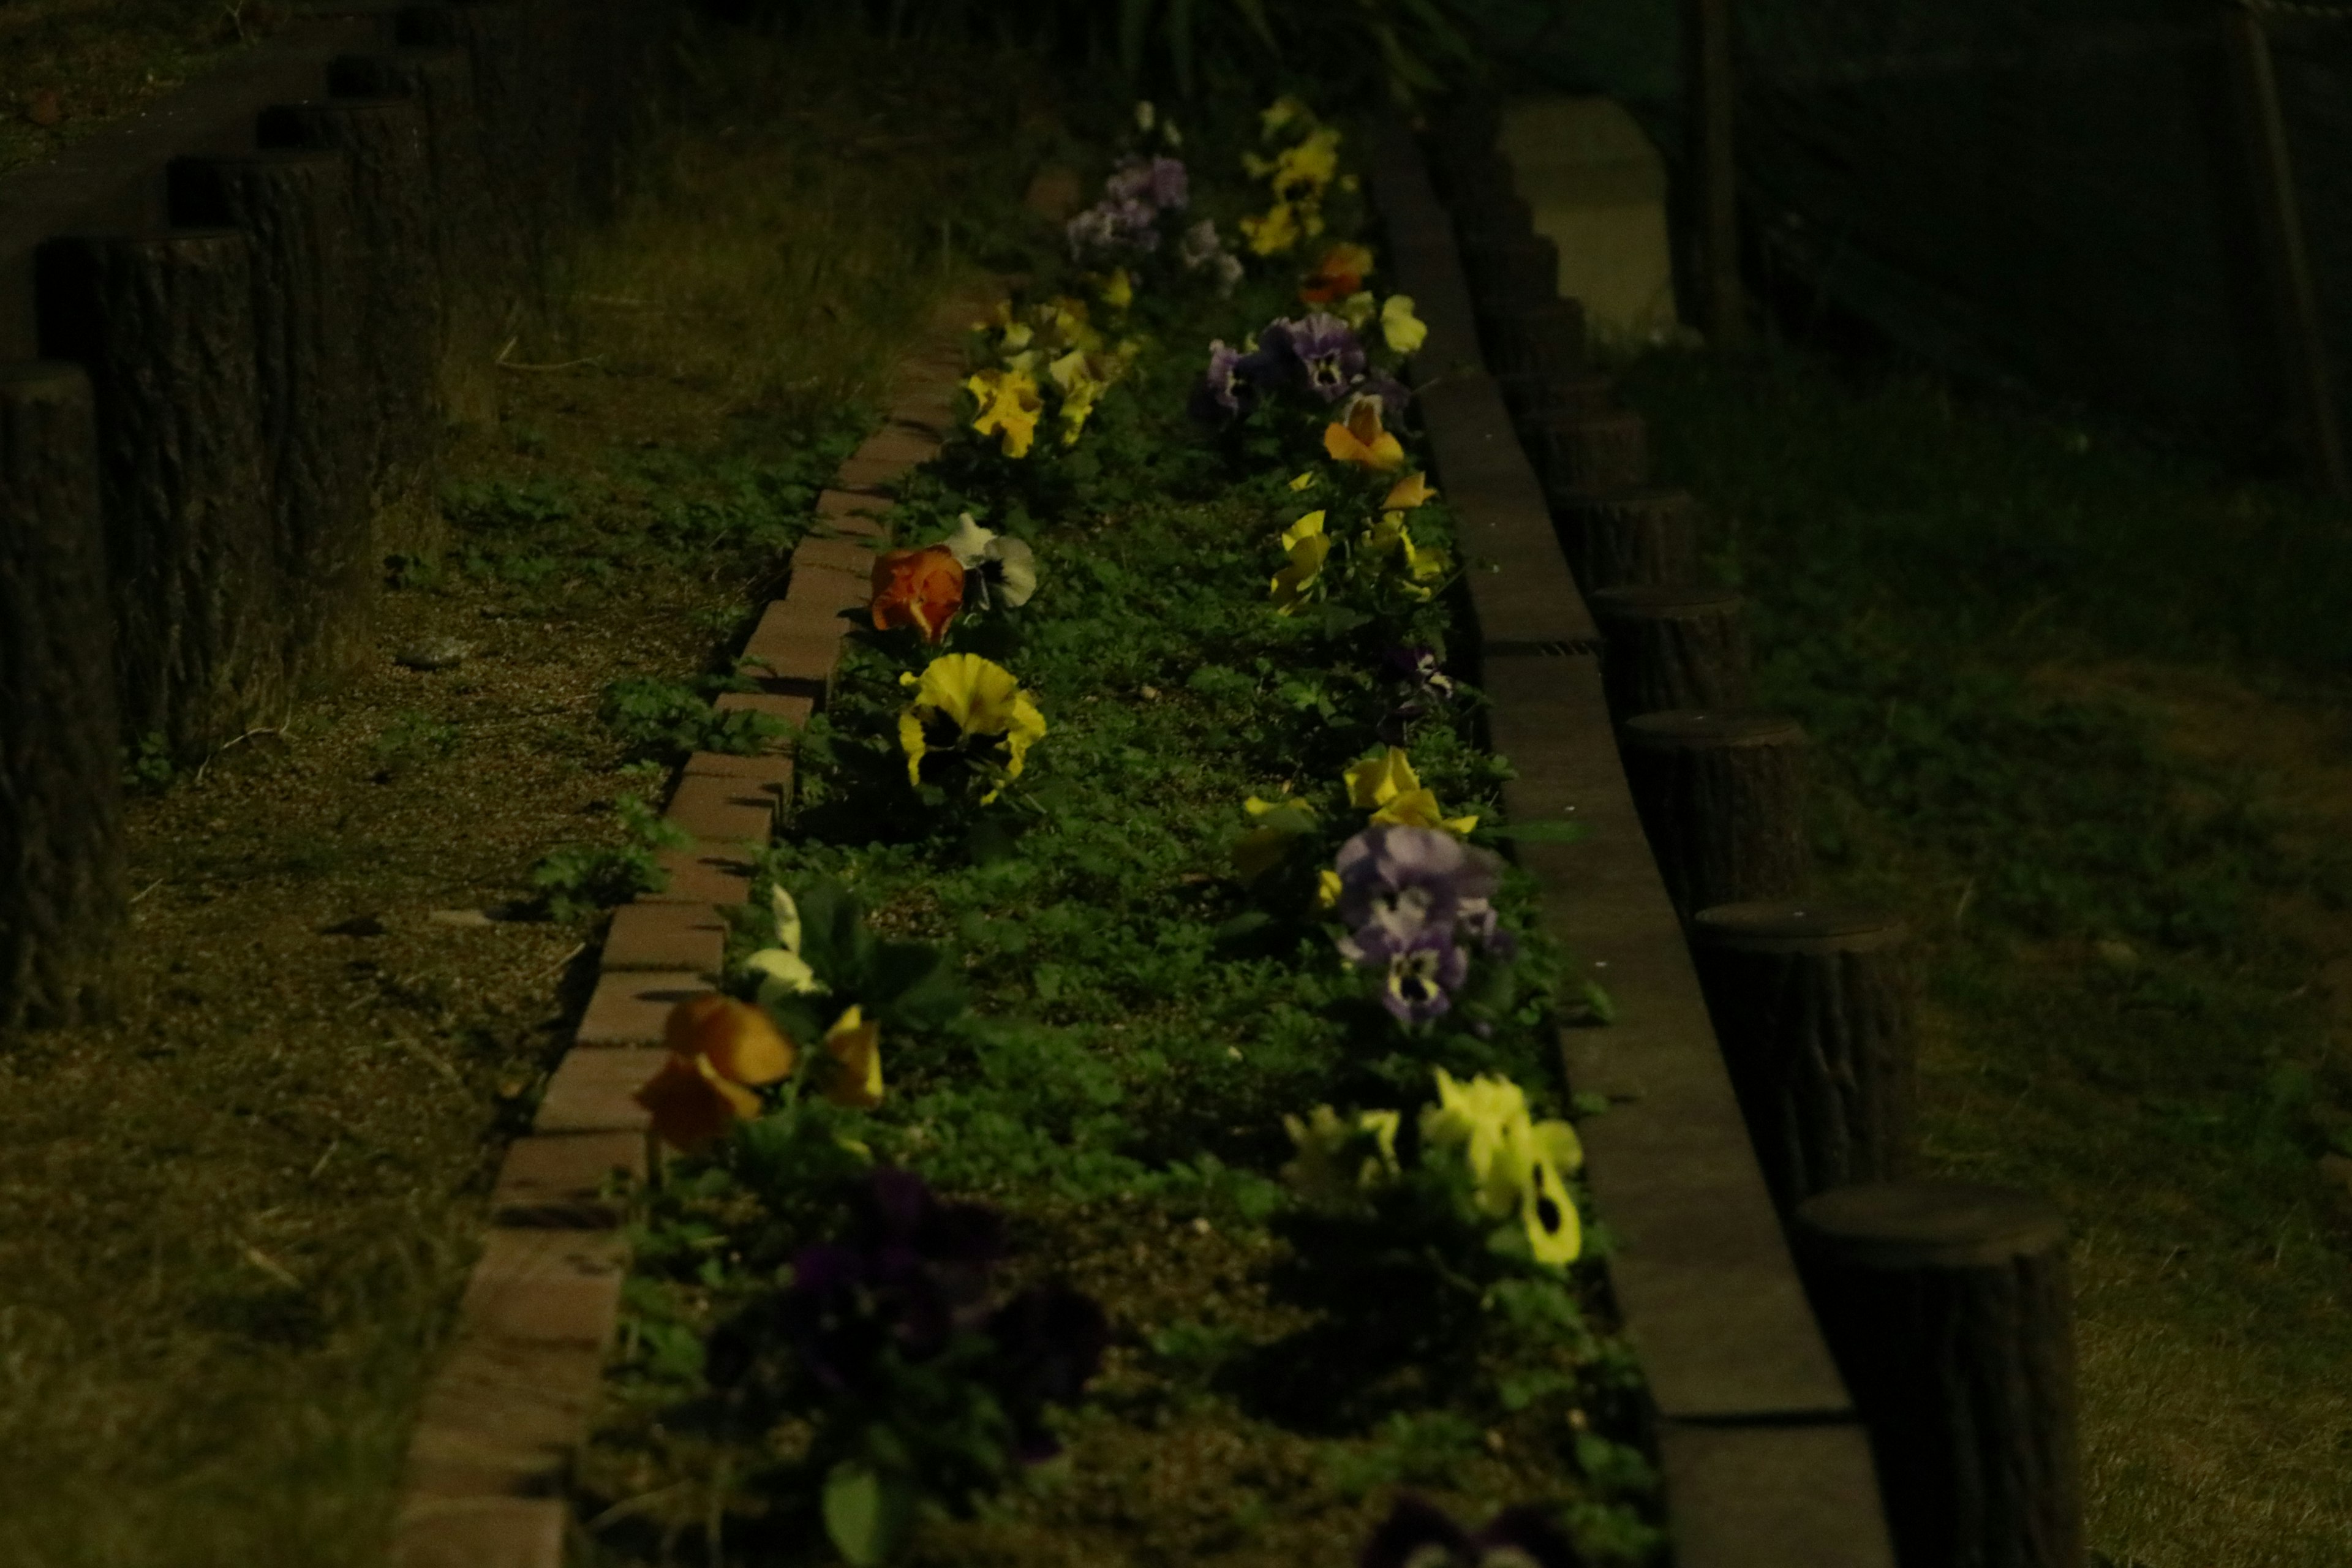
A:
[1140,685,1160,700]
[395,637,472,671]
[1191,1216,1212,1236]
[430,908,498,928]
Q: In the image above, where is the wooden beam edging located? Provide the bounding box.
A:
[1363,112,1898,1567]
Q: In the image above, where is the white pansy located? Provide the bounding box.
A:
[941,513,1038,610]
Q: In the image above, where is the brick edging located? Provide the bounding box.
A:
[385,284,997,1568]
[1361,114,1899,1566]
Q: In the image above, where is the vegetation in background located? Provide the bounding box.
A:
[0,0,292,176]
[1613,339,2352,1568]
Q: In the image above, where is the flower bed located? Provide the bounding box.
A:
[573,96,1665,1568]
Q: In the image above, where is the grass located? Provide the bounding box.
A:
[0,1,293,177]
[0,23,1041,1566]
[1610,338,2352,1568]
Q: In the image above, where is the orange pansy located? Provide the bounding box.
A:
[1322,396,1406,472]
[636,995,797,1154]
[1300,241,1375,304]
[870,545,967,644]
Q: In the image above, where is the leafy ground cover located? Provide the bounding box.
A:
[1611,342,2352,1568]
[0,27,1035,1566]
[570,92,1660,1568]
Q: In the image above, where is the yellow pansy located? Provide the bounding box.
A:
[1384,472,1436,511]
[1048,347,1107,445]
[1239,202,1302,257]
[1324,395,1406,471]
[1315,869,1343,911]
[897,653,1047,803]
[1096,268,1134,311]
[966,368,1042,459]
[1281,1104,1403,1209]
[1272,129,1341,199]
[1381,294,1428,355]
[1234,793,1321,883]
[1337,290,1378,328]
[1288,470,1319,492]
[1269,510,1330,614]
[1421,1067,1534,1218]
[820,1004,884,1110]
[1343,746,1477,834]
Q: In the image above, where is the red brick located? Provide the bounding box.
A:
[784,562,869,619]
[389,1498,566,1568]
[533,1047,656,1135]
[600,901,728,974]
[815,487,889,522]
[575,969,708,1045]
[683,748,796,797]
[889,401,956,440]
[708,691,812,741]
[739,601,842,702]
[665,772,775,846]
[793,536,879,578]
[402,1336,605,1499]
[646,840,756,905]
[490,1131,645,1228]
[854,423,941,469]
[459,1227,627,1343]
[831,454,904,496]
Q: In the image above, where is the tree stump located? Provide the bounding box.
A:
[1589,584,1753,721]
[1690,903,1916,1211]
[1530,406,1648,496]
[1556,486,1701,592]
[1792,1183,2082,1568]
[0,363,126,1030]
[1479,296,1585,380]
[396,1,568,300]
[1620,710,1809,919]
[1498,366,1615,432]
[1460,231,1558,307]
[257,97,441,513]
[330,46,512,331]
[167,151,372,690]
[34,230,280,760]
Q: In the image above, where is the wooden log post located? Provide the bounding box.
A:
[1589,583,1754,721]
[1460,231,1559,308]
[1557,486,1702,592]
[1498,366,1616,433]
[327,46,507,427]
[1621,710,1809,919]
[1479,296,1586,381]
[0,363,126,1030]
[1690,903,1916,1211]
[257,97,442,516]
[396,1,566,306]
[1529,405,1649,497]
[1792,1184,2083,1568]
[34,230,281,760]
[166,152,373,690]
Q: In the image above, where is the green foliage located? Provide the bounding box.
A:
[121,731,177,793]
[527,791,693,921]
[599,676,790,760]
[371,710,461,778]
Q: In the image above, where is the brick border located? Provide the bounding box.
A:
[1362,115,1899,1566]
[385,282,996,1568]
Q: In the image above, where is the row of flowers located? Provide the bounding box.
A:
[609,95,1616,1567]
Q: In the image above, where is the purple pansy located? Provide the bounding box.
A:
[779,1168,1007,1392]
[1359,1494,1585,1568]
[1190,339,1256,423]
[1259,312,1365,402]
[1148,155,1189,209]
[1330,827,1515,1022]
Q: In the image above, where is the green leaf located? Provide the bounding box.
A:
[1578,978,1617,1025]
[1117,0,1157,77]
[865,940,968,1030]
[793,878,872,990]
[823,1460,913,1566]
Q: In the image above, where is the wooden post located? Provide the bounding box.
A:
[1792,1183,2083,1568]
[1690,902,1916,1210]
[1530,406,1649,497]
[1556,487,1702,592]
[1590,584,1752,720]
[1460,232,1559,308]
[167,151,373,690]
[1686,0,1748,350]
[2222,4,2349,499]
[1479,296,1586,380]
[1621,710,1809,919]
[1498,366,1616,432]
[257,98,442,514]
[0,362,126,1029]
[34,230,281,760]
